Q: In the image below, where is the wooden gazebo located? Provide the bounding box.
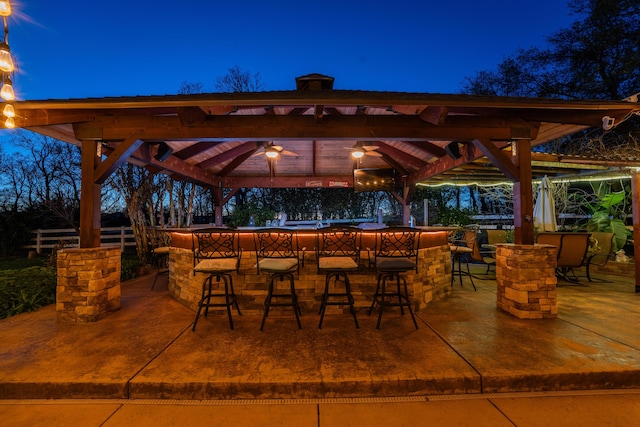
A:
[9,74,640,251]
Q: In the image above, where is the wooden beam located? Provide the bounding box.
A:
[472,139,520,182]
[172,141,222,160]
[419,106,449,125]
[80,140,102,248]
[375,142,427,169]
[93,137,144,184]
[402,141,447,158]
[72,115,536,142]
[198,141,262,169]
[407,141,512,184]
[218,145,261,176]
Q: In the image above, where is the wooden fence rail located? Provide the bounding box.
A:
[24,227,137,253]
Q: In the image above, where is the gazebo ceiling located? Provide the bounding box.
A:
[13,74,640,189]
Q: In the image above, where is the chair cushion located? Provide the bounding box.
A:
[449,245,472,254]
[153,246,170,254]
[258,257,298,272]
[319,256,358,270]
[194,258,238,273]
[376,257,416,272]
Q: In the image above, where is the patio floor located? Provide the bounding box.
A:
[1,266,640,401]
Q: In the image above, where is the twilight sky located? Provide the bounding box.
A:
[9,0,577,100]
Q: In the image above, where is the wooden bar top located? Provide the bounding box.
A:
[166,228,449,251]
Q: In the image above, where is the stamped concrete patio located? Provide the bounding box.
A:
[1,265,640,402]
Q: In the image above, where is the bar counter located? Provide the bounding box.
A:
[166,229,453,316]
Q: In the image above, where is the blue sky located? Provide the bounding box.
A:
[9,0,577,100]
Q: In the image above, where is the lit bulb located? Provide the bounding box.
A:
[0,43,13,72]
[4,115,14,128]
[0,1,11,17]
[0,77,14,101]
[351,148,365,159]
[2,102,14,117]
[265,150,278,159]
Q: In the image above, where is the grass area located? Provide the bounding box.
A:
[0,252,144,319]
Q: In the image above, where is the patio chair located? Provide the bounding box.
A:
[316,226,361,329]
[368,227,420,329]
[255,228,302,331]
[582,232,614,282]
[192,228,242,331]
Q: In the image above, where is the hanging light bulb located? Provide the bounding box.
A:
[1,75,13,100]
[0,1,11,17]
[4,115,14,128]
[0,42,13,72]
[2,102,14,117]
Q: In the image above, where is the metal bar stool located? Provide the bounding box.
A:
[255,228,302,331]
[368,227,419,329]
[316,226,361,329]
[192,228,242,331]
[449,229,477,291]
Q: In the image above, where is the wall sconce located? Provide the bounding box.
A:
[154,142,173,162]
[445,141,462,160]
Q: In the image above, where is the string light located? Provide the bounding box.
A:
[0,1,16,129]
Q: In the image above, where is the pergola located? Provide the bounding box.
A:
[9,74,640,253]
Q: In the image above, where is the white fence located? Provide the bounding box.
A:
[24,227,137,253]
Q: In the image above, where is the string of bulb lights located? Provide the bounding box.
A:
[0,1,15,128]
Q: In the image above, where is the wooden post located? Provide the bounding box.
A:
[631,172,640,293]
[80,140,102,248]
[213,186,223,226]
[511,140,534,244]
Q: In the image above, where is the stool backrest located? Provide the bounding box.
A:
[192,228,241,271]
[375,227,420,270]
[316,226,361,263]
[254,228,299,274]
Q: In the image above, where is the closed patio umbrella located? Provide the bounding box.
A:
[533,176,557,232]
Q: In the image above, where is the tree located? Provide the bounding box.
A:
[463,0,640,100]
[215,65,266,93]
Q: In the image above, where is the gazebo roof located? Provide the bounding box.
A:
[13,74,640,188]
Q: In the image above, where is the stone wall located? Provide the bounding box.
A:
[495,243,557,319]
[168,245,452,314]
[56,247,121,323]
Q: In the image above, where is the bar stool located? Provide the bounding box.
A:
[255,228,302,331]
[192,228,242,331]
[368,227,419,329]
[449,229,477,291]
[316,226,361,329]
[149,229,171,290]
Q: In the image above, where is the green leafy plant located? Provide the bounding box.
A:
[585,186,630,252]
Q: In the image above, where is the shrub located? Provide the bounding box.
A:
[0,266,56,319]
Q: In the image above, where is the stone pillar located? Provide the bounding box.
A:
[495,243,557,319]
[56,247,121,323]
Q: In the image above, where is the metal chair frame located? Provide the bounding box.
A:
[192,228,242,331]
[368,227,420,329]
[316,226,361,329]
[254,228,302,331]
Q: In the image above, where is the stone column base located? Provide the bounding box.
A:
[56,247,121,323]
[495,243,557,319]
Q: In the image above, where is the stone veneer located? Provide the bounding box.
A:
[56,247,121,323]
[495,243,558,319]
[168,245,452,315]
